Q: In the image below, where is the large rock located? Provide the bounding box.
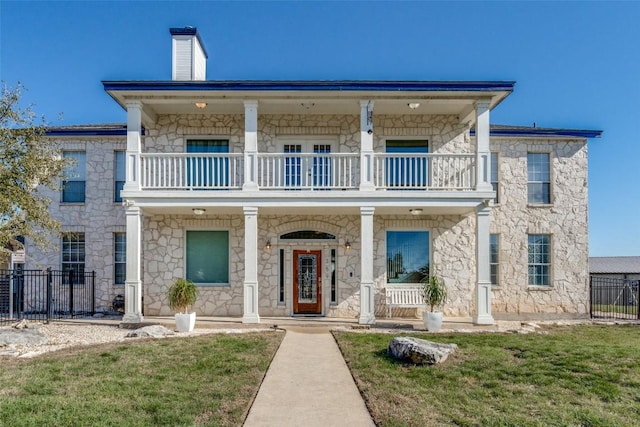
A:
[388,337,457,365]
[0,328,48,346]
[125,325,175,338]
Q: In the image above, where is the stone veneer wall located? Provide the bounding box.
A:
[142,213,476,318]
[23,137,127,312]
[144,113,472,155]
[23,117,591,321]
[489,138,589,319]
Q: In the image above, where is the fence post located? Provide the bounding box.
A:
[91,271,96,315]
[589,276,593,319]
[46,268,52,322]
[637,280,640,321]
[68,270,74,317]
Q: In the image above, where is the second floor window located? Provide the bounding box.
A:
[114,151,125,202]
[491,152,499,204]
[62,151,86,203]
[527,153,551,204]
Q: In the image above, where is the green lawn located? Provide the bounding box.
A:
[334,325,640,427]
[0,332,283,427]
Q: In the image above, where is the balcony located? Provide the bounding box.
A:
[138,152,476,192]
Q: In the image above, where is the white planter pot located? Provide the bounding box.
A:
[423,312,443,332]
[175,312,196,332]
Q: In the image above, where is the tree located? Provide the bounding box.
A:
[0,82,68,255]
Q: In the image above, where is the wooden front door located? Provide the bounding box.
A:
[293,250,322,314]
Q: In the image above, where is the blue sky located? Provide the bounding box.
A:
[1,1,638,256]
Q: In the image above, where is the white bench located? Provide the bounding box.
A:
[385,285,425,318]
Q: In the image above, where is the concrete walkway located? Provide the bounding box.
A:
[244,326,375,427]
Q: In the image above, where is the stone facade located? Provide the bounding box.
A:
[24,137,127,312]
[489,138,589,319]
[23,115,590,321]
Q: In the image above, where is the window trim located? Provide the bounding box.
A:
[385,229,431,285]
[527,152,552,205]
[184,228,231,287]
[490,152,499,205]
[114,232,126,285]
[114,151,126,203]
[490,233,499,286]
[61,232,85,284]
[61,151,87,203]
[527,234,552,287]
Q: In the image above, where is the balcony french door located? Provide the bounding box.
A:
[283,141,333,189]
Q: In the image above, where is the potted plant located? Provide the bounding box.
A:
[168,278,198,332]
[421,276,447,332]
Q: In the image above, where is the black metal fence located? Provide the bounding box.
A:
[590,276,640,320]
[0,269,95,325]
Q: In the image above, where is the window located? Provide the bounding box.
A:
[491,152,499,204]
[278,249,285,304]
[186,139,229,188]
[62,151,86,202]
[528,234,551,286]
[62,233,85,281]
[386,231,430,283]
[330,249,337,304]
[186,230,229,284]
[114,233,126,285]
[114,151,125,202]
[527,153,550,204]
[385,140,429,188]
[490,234,499,286]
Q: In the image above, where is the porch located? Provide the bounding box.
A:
[137,152,476,192]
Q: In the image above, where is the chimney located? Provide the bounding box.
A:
[170,27,208,81]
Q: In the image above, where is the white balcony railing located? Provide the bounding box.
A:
[373,153,476,190]
[137,152,476,192]
[140,153,244,189]
[257,153,360,190]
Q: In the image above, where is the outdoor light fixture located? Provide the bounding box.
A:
[265,240,272,250]
[192,208,206,215]
[195,102,207,109]
[345,241,352,250]
[408,102,421,109]
[409,209,423,216]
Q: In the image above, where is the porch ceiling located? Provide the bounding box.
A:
[128,192,490,217]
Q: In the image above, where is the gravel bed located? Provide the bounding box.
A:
[0,321,271,358]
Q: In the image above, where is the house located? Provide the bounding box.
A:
[25,27,602,324]
[590,257,640,281]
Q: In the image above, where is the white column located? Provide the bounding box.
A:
[359,206,376,324]
[243,101,259,191]
[242,206,260,323]
[123,205,144,323]
[124,101,142,192]
[359,100,375,191]
[474,203,494,325]
[475,100,492,192]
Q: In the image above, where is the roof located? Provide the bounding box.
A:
[44,122,592,139]
[102,80,516,92]
[589,257,640,274]
[45,124,143,137]
[471,124,602,139]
